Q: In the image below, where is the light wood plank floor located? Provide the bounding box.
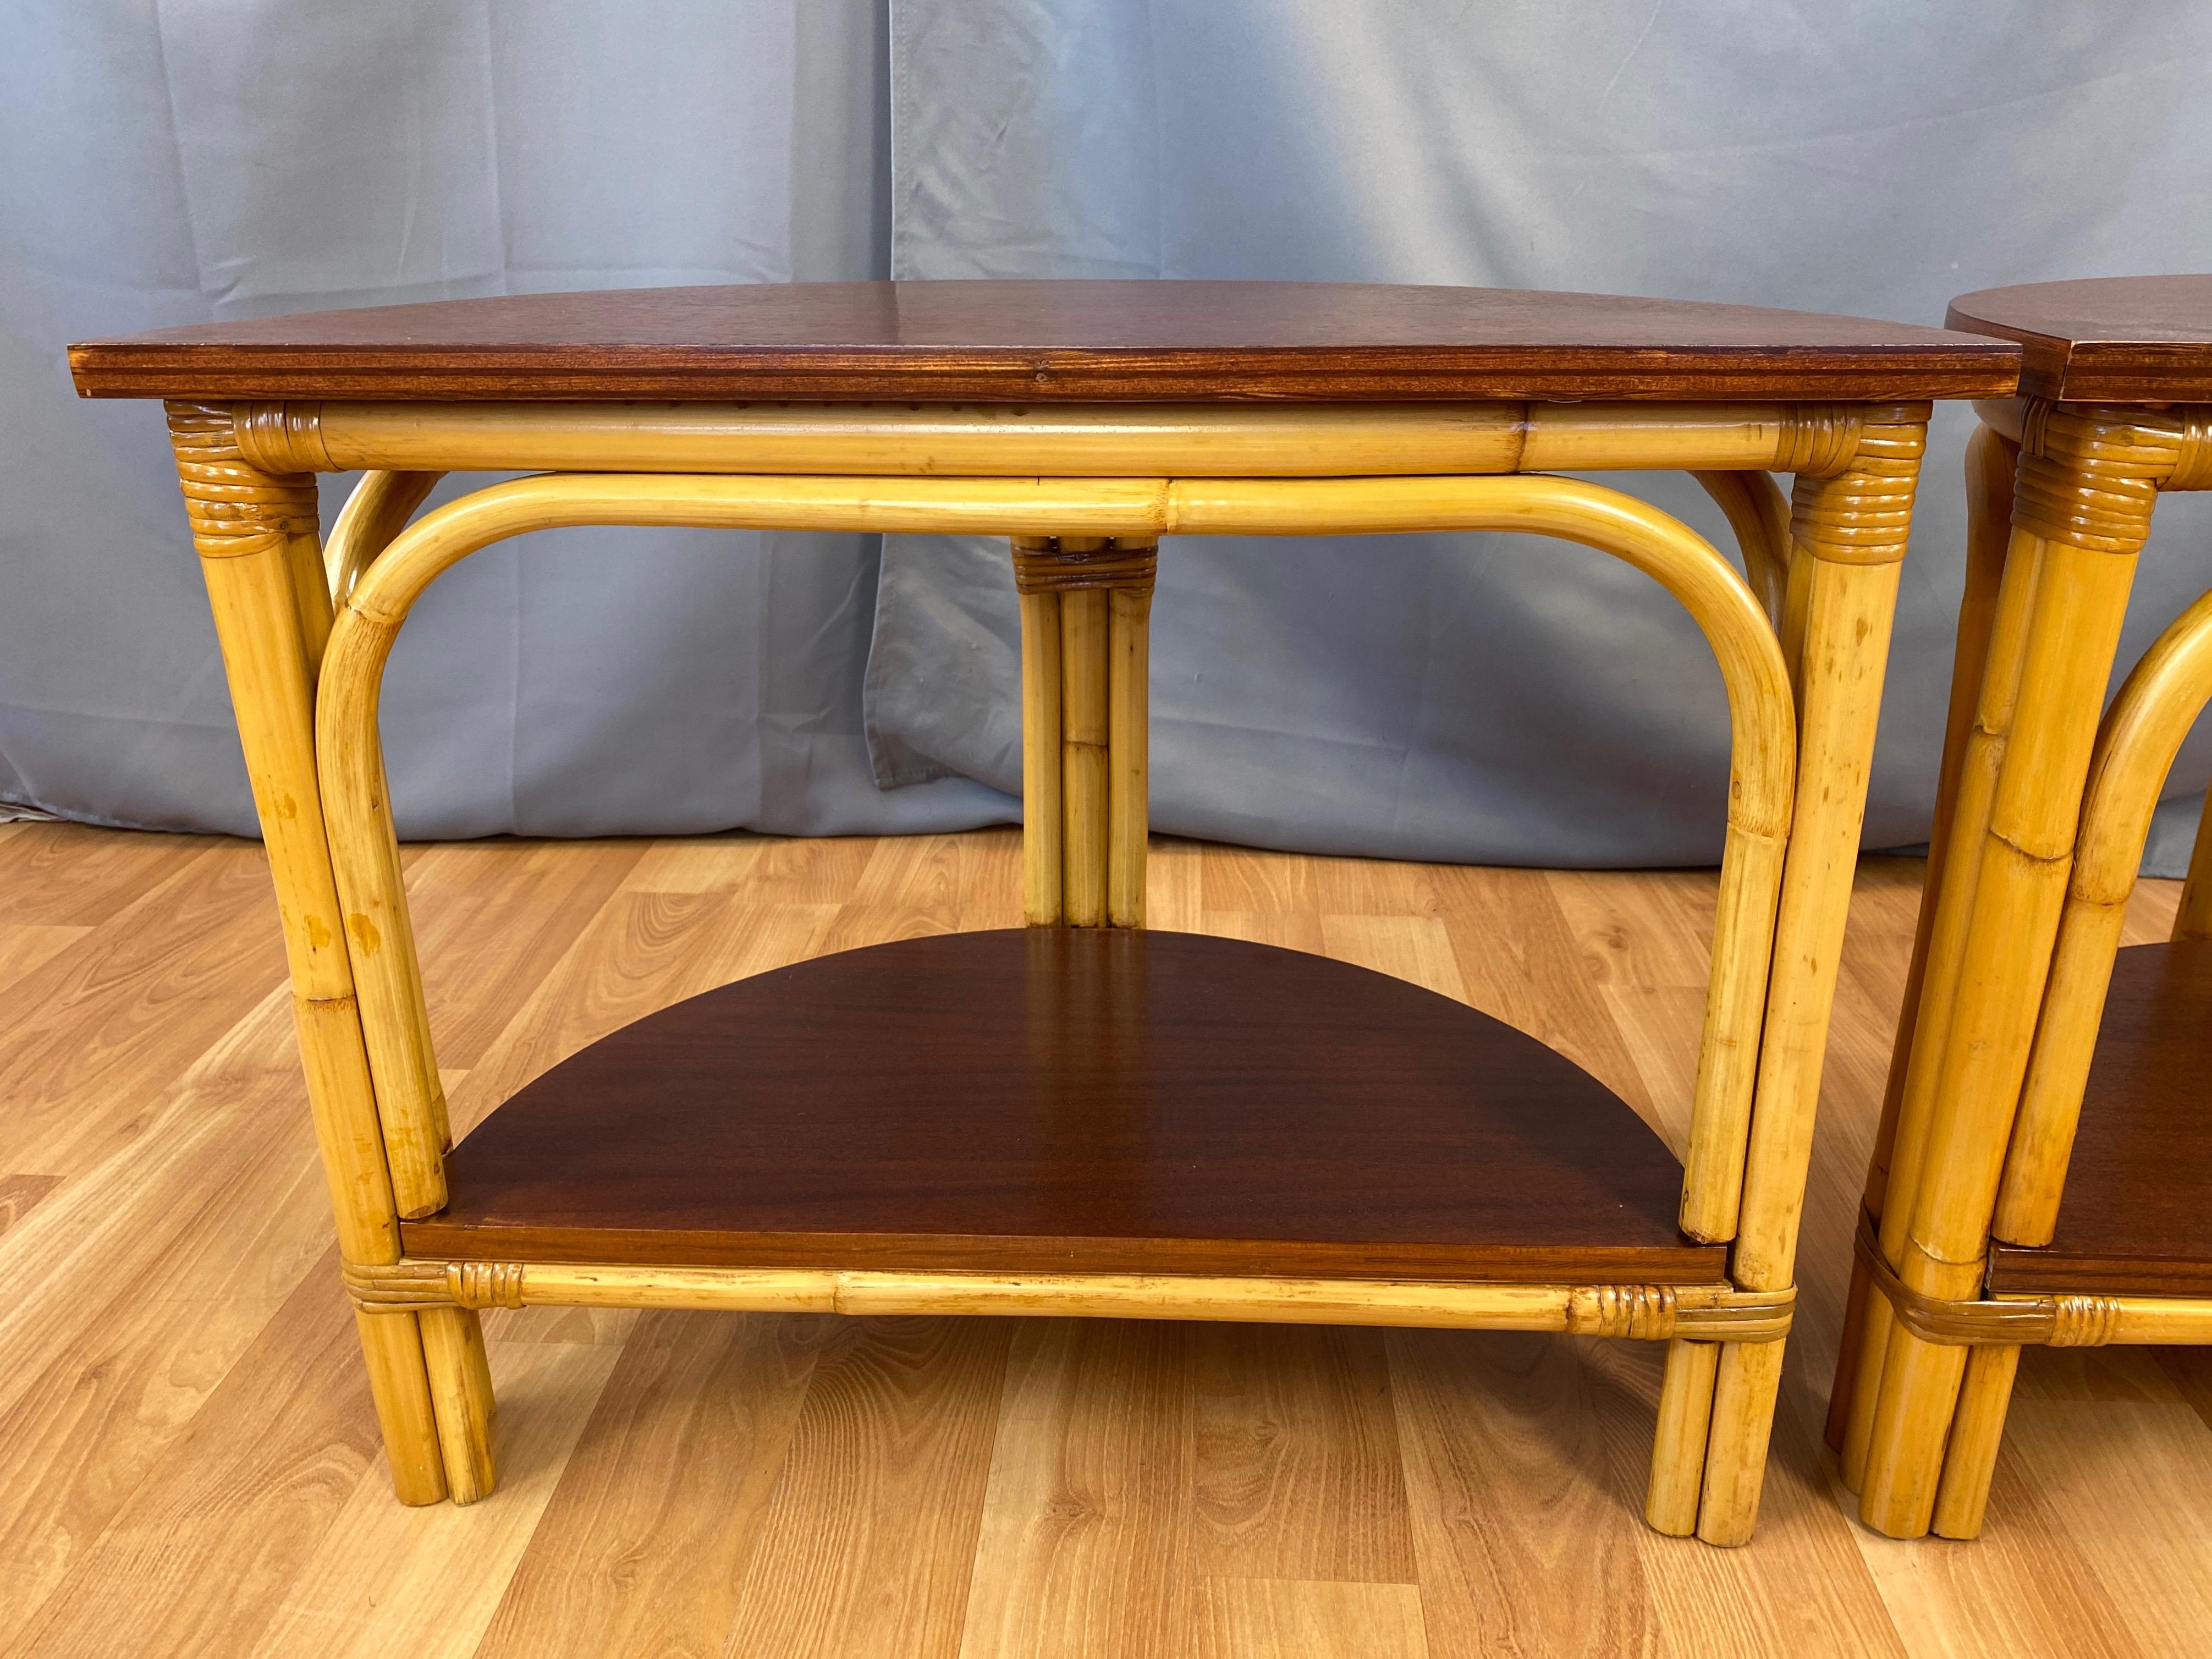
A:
[3,818,2207,1657]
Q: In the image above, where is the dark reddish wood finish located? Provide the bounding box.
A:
[71,280,2016,404]
[1989,941,2212,1297]
[1949,276,2212,403]
[403,929,1725,1283]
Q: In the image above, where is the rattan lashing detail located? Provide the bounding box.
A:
[1852,1208,2120,1347]
[165,401,320,556]
[1010,534,1159,595]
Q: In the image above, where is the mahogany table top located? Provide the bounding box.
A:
[72,279,2017,404]
[1949,274,2212,403]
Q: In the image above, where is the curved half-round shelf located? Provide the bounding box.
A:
[404,929,1723,1284]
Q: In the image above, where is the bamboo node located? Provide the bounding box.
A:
[1011,535,1159,594]
[448,1260,527,1309]
[2046,1295,2121,1347]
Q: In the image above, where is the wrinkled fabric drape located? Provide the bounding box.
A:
[870,0,2212,870]
[7,3,2212,869]
[1,0,1005,838]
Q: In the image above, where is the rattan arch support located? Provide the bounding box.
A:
[315,469,1799,1267]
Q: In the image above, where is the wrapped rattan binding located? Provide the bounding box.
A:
[1010,534,1159,595]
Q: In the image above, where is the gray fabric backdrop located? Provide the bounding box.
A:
[8,2,2212,868]
[2,0,1004,838]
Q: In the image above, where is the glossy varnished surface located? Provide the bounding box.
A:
[1949,274,2212,402]
[404,926,1721,1282]
[1990,941,2212,1296]
[70,279,2018,403]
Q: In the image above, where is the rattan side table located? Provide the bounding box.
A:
[1830,275,2212,1539]
[70,280,2014,1545]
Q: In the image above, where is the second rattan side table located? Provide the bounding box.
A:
[1831,274,2212,1539]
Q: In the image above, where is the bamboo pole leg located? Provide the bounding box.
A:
[1108,578,1153,928]
[1696,1338,1785,1547]
[356,1311,450,1505]
[1706,412,1923,1542]
[1061,585,1111,926]
[1857,404,2166,1537]
[1646,1338,1721,1535]
[1776,535,1815,699]
[171,403,450,1504]
[1825,1259,1875,1461]
[315,674,451,1213]
[1730,457,1918,1296]
[1930,1343,2020,1539]
[1844,529,2049,1481]
[1011,535,1154,928]
[419,1306,498,1504]
[1862,549,2140,1531]
[1873,424,2019,1214]
[1830,424,2017,1456]
[1859,1322,1971,1536]
[1015,568,1065,926]
[1839,1289,1896,1493]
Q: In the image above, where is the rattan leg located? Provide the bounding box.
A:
[172,402,450,1504]
[420,1305,498,1504]
[1012,535,1157,929]
[1829,423,2018,1463]
[1930,1342,2021,1539]
[1646,1337,1721,1534]
[1705,413,1924,1542]
[1108,582,1152,927]
[1060,586,1110,926]
[355,1310,449,1505]
[1016,576,1065,926]
[1696,1338,1785,1546]
[1857,404,2170,1537]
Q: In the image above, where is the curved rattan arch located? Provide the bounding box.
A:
[311,470,1797,1235]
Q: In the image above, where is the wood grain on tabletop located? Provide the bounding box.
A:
[1948,274,2212,403]
[70,279,2019,403]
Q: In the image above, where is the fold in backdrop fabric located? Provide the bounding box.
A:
[6,2,2212,868]
[2,0,1003,839]
[870,0,2212,871]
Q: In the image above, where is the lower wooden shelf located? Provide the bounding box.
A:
[1990,940,2212,1298]
[403,927,1723,1285]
